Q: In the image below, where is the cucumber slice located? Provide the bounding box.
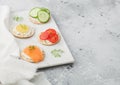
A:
[40,8,50,14]
[29,7,41,18]
[38,11,50,23]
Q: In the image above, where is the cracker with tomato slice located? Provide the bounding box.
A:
[39,28,60,46]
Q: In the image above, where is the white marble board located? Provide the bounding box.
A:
[10,10,74,68]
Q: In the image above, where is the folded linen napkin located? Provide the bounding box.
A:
[0,5,51,85]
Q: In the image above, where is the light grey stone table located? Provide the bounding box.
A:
[1,0,120,85]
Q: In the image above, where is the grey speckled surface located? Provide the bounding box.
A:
[1,0,120,85]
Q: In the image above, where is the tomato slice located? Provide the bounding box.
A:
[48,34,58,43]
[46,29,56,34]
[40,28,59,43]
[40,32,49,40]
[46,28,57,38]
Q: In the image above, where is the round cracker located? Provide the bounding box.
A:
[20,48,45,63]
[38,33,60,46]
[11,27,35,39]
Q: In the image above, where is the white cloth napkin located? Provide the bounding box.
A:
[0,5,51,85]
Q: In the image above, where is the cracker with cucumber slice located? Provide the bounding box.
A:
[29,7,50,24]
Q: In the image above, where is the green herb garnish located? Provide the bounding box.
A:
[13,16,23,22]
[29,45,35,50]
[51,49,64,57]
